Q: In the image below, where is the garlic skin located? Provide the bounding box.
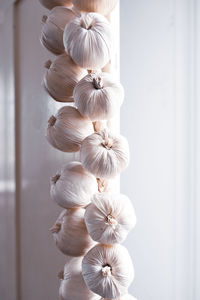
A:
[59,256,100,300]
[84,192,136,244]
[102,295,137,300]
[43,54,87,102]
[71,0,118,15]
[46,106,93,152]
[80,129,130,178]
[63,13,112,69]
[63,256,83,277]
[82,244,134,299]
[74,72,124,121]
[50,161,98,208]
[50,209,95,257]
[39,0,72,10]
[40,7,75,55]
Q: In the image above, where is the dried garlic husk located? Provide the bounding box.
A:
[82,244,134,299]
[80,129,129,178]
[40,7,75,55]
[71,0,118,15]
[63,13,112,69]
[39,0,72,10]
[59,256,100,300]
[50,209,95,257]
[62,256,83,277]
[46,106,93,152]
[50,161,98,208]
[43,54,87,102]
[74,72,124,121]
[85,192,136,244]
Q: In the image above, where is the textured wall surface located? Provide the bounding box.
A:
[120,0,199,300]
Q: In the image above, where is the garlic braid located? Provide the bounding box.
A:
[38,1,137,299]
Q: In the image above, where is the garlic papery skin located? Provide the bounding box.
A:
[80,129,130,178]
[50,161,98,208]
[82,244,134,299]
[101,294,137,300]
[46,106,93,152]
[74,72,124,121]
[63,256,83,277]
[63,13,112,69]
[84,192,136,244]
[43,54,87,102]
[59,257,101,300]
[58,256,84,281]
[40,7,75,55]
[71,0,118,16]
[39,0,72,10]
[50,209,95,257]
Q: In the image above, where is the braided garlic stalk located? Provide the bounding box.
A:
[38,0,137,299]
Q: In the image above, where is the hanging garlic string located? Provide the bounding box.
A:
[38,1,137,299]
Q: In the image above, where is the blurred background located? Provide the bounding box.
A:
[0,0,200,300]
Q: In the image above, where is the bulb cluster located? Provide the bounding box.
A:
[38,0,137,299]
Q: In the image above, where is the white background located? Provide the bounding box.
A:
[0,0,200,300]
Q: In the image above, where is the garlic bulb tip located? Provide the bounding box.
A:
[102,265,112,277]
[44,60,52,69]
[42,15,48,24]
[58,269,64,280]
[51,174,60,184]
[49,222,61,233]
[93,76,103,89]
[106,215,117,228]
[102,137,113,150]
[48,115,56,126]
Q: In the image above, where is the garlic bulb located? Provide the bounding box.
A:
[63,256,83,277]
[80,129,130,178]
[102,295,137,300]
[82,244,134,299]
[43,54,87,102]
[39,0,72,10]
[84,192,136,244]
[40,7,75,55]
[71,0,118,15]
[50,208,95,256]
[46,106,93,152]
[63,13,112,69]
[59,256,100,300]
[58,256,84,282]
[50,161,98,208]
[74,72,124,121]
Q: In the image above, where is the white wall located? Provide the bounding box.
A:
[120,0,199,299]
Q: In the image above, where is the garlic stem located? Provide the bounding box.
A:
[58,269,64,280]
[102,265,112,277]
[42,15,48,24]
[102,137,113,150]
[49,222,61,233]
[48,115,56,126]
[96,178,106,193]
[51,173,61,184]
[81,17,93,30]
[106,214,118,227]
[44,60,52,69]
[92,121,105,133]
[92,76,103,89]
